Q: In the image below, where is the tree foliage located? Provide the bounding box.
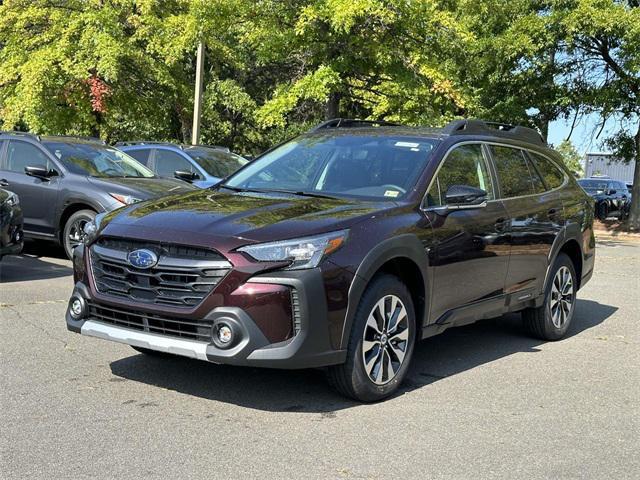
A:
[1,0,639,227]
[556,139,584,176]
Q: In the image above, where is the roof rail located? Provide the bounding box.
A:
[50,135,106,145]
[114,141,177,148]
[308,118,402,132]
[442,119,545,146]
[0,130,41,141]
[187,144,231,152]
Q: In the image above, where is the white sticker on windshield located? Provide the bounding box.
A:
[384,190,400,198]
[395,141,420,148]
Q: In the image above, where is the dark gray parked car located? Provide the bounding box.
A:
[0,132,195,258]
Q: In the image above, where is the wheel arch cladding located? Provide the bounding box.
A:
[559,239,583,289]
[340,234,429,349]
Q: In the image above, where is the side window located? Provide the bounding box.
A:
[491,145,538,198]
[426,144,494,207]
[0,140,5,168]
[5,141,51,174]
[528,152,566,190]
[154,150,196,177]
[126,149,151,166]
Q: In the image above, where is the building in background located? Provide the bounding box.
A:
[583,153,636,185]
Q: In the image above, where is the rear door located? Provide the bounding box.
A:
[0,140,61,236]
[490,145,564,299]
[423,143,510,322]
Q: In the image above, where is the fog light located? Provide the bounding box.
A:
[69,297,84,319]
[217,324,233,344]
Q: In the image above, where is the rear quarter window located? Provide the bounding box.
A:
[528,151,566,190]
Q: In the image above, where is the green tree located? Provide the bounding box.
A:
[556,139,584,176]
[551,0,640,229]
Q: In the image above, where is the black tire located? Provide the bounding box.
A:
[327,274,416,402]
[523,253,577,341]
[131,346,175,358]
[62,209,96,259]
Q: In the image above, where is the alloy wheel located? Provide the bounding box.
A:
[549,266,574,328]
[68,218,89,249]
[361,295,410,385]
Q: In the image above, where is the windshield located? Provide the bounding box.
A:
[223,134,438,200]
[43,142,154,178]
[578,179,609,190]
[184,147,248,178]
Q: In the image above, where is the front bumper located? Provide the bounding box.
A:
[66,268,347,369]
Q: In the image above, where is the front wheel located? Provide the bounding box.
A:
[327,275,416,402]
[523,253,577,341]
[62,209,96,259]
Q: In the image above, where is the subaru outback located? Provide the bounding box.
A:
[66,119,595,402]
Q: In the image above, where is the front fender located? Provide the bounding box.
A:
[339,234,430,349]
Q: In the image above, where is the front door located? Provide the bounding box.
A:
[0,140,61,236]
[423,143,510,323]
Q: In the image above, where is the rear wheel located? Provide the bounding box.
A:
[523,253,577,341]
[327,275,416,402]
[62,209,96,259]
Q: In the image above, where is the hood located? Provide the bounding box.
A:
[102,189,396,244]
[87,176,195,199]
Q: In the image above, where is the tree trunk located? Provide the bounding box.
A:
[628,122,640,231]
[325,92,340,120]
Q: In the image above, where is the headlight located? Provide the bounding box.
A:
[109,193,141,205]
[5,192,19,207]
[83,212,106,244]
[237,230,348,270]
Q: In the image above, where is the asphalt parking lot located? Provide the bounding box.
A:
[1,239,638,480]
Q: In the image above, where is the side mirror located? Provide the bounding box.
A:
[174,170,199,182]
[444,185,488,208]
[25,165,57,180]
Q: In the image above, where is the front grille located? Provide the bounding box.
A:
[88,303,212,341]
[89,237,232,307]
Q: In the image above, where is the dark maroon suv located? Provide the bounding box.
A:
[66,119,595,402]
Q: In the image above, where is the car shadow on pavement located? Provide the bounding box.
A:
[0,242,72,283]
[109,299,617,413]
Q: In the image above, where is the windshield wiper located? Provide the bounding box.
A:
[217,184,338,200]
[273,190,339,200]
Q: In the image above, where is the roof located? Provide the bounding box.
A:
[116,141,230,152]
[306,118,546,146]
[0,131,106,145]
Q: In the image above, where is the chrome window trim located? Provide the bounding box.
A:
[421,140,569,210]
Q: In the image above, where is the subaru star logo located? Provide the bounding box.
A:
[127,249,158,269]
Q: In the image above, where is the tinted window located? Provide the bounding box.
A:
[426,144,494,207]
[225,135,438,200]
[5,141,51,173]
[491,145,537,198]
[126,148,151,166]
[154,149,196,178]
[184,147,248,178]
[578,179,608,192]
[529,152,565,190]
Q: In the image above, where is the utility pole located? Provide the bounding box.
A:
[191,41,205,145]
